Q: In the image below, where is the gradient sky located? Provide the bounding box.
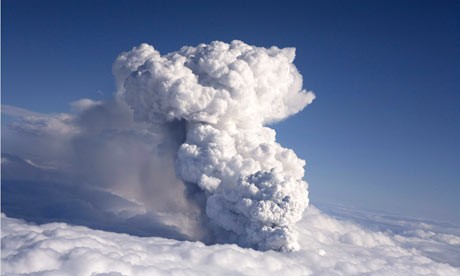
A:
[2,0,459,223]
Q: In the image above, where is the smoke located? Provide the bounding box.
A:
[2,100,208,241]
[114,40,315,251]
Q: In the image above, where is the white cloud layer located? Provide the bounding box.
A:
[2,205,459,276]
[114,40,315,251]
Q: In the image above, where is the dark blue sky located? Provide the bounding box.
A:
[3,0,459,223]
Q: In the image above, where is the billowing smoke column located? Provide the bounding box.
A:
[113,40,315,251]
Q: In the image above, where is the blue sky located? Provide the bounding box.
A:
[2,0,459,223]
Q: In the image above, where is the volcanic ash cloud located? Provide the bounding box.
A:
[113,40,315,251]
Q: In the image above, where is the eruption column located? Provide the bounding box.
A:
[113,40,315,251]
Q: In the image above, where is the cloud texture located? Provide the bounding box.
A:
[114,40,315,251]
[2,206,459,276]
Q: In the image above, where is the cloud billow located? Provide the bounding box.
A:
[114,40,315,251]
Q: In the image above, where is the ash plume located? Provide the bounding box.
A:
[114,40,315,251]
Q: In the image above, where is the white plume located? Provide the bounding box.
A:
[113,40,315,251]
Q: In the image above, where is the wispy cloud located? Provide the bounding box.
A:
[2,104,48,118]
